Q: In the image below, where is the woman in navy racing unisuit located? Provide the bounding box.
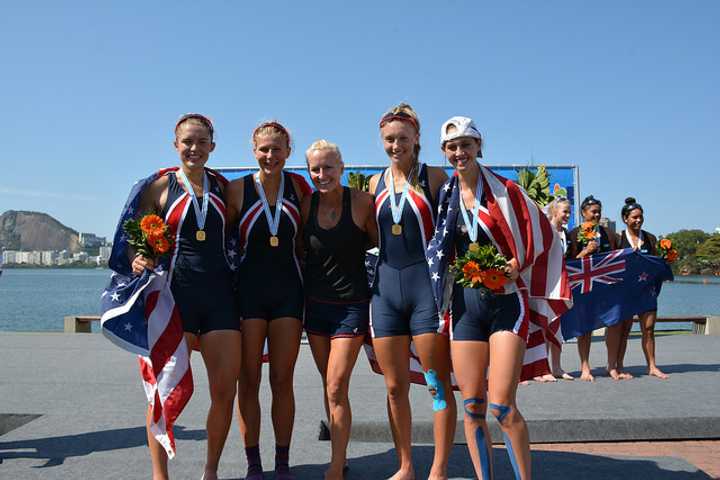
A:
[368,103,455,480]
[133,114,241,480]
[226,121,310,480]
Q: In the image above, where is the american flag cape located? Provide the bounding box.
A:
[100,166,232,458]
[560,249,673,339]
[425,166,572,381]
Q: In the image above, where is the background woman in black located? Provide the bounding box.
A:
[612,197,668,379]
[567,195,617,381]
[301,139,377,480]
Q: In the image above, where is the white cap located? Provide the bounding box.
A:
[440,116,482,145]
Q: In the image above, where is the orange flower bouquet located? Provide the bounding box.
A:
[123,213,175,260]
[578,221,599,245]
[450,244,509,295]
[657,238,679,263]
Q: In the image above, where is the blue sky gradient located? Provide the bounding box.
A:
[2,2,718,239]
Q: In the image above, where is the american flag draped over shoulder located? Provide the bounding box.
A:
[426,166,572,380]
[100,166,232,458]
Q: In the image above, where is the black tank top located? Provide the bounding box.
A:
[618,229,656,255]
[237,172,302,283]
[375,163,436,269]
[304,188,370,302]
[161,171,229,275]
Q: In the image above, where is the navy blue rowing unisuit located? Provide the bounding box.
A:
[449,190,528,342]
[236,172,303,321]
[162,170,239,335]
[370,163,440,338]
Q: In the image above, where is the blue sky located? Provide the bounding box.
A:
[1,2,718,239]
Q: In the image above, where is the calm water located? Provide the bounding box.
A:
[0,269,719,332]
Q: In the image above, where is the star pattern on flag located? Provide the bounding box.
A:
[638,272,649,282]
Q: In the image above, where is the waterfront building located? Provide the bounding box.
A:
[41,251,57,266]
[2,250,18,264]
[79,233,106,249]
[72,252,88,263]
[600,217,617,235]
[99,246,112,261]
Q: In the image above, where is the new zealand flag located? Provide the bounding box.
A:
[560,248,674,340]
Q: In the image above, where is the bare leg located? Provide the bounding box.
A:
[616,319,634,379]
[617,319,634,369]
[451,340,492,479]
[412,333,456,480]
[267,317,302,475]
[488,332,530,480]
[238,320,266,446]
[372,336,414,480]
[549,343,573,380]
[308,334,332,425]
[147,332,197,480]
[640,311,668,379]
[323,336,364,480]
[577,333,594,381]
[198,330,242,480]
[147,406,169,480]
[238,319,267,476]
[605,322,628,380]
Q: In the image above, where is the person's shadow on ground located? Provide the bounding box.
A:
[289,445,711,480]
[0,424,204,467]
[0,429,712,479]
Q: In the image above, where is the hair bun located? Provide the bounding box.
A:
[625,197,637,205]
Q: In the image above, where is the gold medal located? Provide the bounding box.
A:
[469,242,480,252]
[270,235,279,247]
[392,224,402,236]
[196,230,206,242]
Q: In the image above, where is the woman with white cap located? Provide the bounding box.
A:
[427,116,571,480]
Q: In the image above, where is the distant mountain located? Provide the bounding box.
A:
[0,210,82,253]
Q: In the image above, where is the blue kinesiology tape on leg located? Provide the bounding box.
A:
[490,403,520,479]
[489,403,511,424]
[465,398,492,479]
[475,426,493,480]
[463,397,485,419]
[423,369,447,411]
[502,432,521,480]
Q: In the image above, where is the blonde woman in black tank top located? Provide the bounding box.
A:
[300,140,377,480]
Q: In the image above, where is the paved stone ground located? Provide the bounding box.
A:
[0,332,718,479]
[534,441,720,479]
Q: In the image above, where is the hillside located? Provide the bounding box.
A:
[0,210,81,253]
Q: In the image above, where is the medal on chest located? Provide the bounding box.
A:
[460,175,483,253]
[178,169,210,243]
[255,172,285,248]
[388,169,409,237]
